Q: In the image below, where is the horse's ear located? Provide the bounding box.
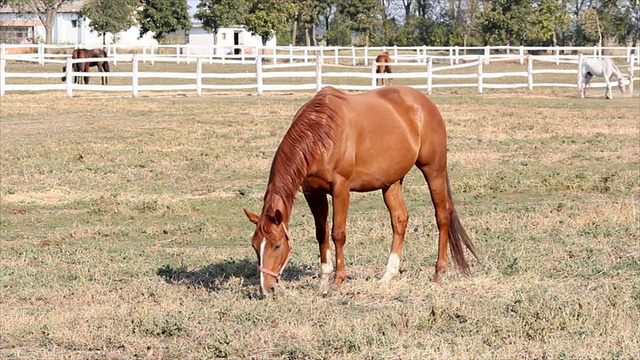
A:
[244,209,260,224]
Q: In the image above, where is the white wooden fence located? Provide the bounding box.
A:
[1,45,638,97]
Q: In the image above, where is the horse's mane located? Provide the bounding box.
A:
[264,87,346,210]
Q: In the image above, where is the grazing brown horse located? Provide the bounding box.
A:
[375,51,393,86]
[61,48,110,85]
[244,86,478,297]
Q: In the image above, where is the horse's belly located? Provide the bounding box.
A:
[349,157,415,191]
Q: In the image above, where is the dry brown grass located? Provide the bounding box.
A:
[1,88,638,359]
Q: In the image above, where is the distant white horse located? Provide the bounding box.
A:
[580,58,626,99]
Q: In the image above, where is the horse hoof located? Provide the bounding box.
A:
[325,285,341,298]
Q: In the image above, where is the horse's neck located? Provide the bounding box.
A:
[263,182,295,223]
[610,63,623,79]
[265,156,304,218]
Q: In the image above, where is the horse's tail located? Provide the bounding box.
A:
[446,172,479,275]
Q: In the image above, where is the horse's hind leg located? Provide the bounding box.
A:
[380,181,408,284]
[418,165,452,282]
[98,64,105,85]
[304,193,332,293]
[581,73,593,98]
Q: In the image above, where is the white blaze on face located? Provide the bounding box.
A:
[259,237,266,292]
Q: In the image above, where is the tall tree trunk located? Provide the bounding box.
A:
[312,24,317,46]
[305,27,310,46]
[291,11,299,46]
[44,8,57,45]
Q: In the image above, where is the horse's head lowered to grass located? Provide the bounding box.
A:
[244,199,293,296]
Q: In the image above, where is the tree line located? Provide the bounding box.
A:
[2,0,638,48]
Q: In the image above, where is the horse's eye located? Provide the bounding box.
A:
[274,244,281,251]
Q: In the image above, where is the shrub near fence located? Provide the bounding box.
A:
[1,45,638,97]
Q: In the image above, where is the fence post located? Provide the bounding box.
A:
[371,61,377,89]
[477,56,483,94]
[151,46,155,66]
[426,57,433,94]
[38,43,44,65]
[577,54,583,88]
[629,53,635,95]
[455,46,460,64]
[527,55,533,90]
[519,46,524,65]
[334,47,339,65]
[316,55,322,92]
[65,57,73,97]
[196,56,202,96]
[111,45,117,66]
[351,46,356,66]
[132,54,139,97]
[256,55,263,96]
[555,46,560,65]
[0,55,6,96]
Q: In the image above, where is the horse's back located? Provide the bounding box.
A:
[314,86,446,190]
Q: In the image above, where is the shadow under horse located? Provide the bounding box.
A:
[375,51,392,86]
[61,48,110,85]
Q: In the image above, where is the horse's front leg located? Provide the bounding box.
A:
[329,180,350,297]
[380,182,408,284]
[304,193,332,294]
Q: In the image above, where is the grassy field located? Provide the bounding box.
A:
[0,87,638,359]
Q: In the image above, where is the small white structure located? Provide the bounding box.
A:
[188,24,277,55]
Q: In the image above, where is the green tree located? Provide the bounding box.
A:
[5,0,74,44]
[612,0,640,47]
[137,0,191,42]
[480,0,570,46]
[243,0,296,45]
[79,0,137,45]
[195,0,247,36]
[480,0,534,46]
[337,0,383,46]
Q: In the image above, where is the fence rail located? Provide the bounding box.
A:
[1,45,638,97]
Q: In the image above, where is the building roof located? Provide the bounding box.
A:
[0,1,85,14]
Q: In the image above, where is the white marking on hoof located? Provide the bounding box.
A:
[380,253,400,284]
[319,249,333,292]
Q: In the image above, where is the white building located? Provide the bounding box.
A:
[0,1,156,46]
[1,0,275,49]
[185,0,275,55]
[188,24,276,55]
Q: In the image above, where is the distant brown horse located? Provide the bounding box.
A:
[244,86,478,297]
[375,51,393,86]
[61,48,110,85]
